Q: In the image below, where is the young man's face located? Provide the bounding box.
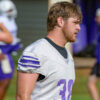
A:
[62,17,80,42]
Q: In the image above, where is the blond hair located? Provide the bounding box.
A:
[47,1,82,32]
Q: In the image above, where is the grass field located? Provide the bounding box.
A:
[4,56,100,100]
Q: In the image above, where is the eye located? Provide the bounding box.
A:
[73,21,80,25]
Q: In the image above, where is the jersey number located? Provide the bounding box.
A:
[57,79,73,100]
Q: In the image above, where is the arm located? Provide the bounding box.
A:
[16,71,39,100]
[0,23,13,44]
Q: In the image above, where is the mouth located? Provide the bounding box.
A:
[74,32,78,37]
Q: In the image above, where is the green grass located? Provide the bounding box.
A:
[4,56,100,100]
[72,68,100,100]
[4,55,19,100]
[72,70,91,100]
[4,71,17,100]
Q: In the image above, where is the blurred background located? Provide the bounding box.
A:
[0,0,100,100]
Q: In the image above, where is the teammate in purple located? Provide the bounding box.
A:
[87,8,100,100]
[0,0,20,100]
[0,22,13,64]
[16,1,82,100]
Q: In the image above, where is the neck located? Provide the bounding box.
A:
[47,28,67,47]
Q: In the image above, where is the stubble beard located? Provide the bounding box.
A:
[64,32,76,43]
[62,27,76,43]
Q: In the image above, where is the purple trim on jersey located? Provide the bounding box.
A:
[0,54,14,80]
[19,59,40,65]
[22,55,38,60]
[18,63,40,68]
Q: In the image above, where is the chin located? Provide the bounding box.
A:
[69,39,76,42]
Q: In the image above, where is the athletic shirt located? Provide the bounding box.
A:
[17,38,75,100]
[0,15,18,45]
[45,37,67,58]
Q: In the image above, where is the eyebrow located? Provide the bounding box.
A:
[73,19,81,24]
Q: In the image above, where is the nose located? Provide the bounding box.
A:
[76,24,81,31]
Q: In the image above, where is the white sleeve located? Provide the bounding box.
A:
[17,51,47,77]
[17,51,40,72]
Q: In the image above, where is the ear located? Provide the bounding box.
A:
[57,17,64,27]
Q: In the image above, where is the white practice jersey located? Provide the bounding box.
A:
[0,15,18,45]
[17,38,75,100]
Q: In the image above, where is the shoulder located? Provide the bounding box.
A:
[23,38,49,56]
[17,38,50,75]
[24,38,45,51]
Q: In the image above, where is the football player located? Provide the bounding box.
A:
[0,0,21,100]
[16,1,82,100]
[87,8,100,100]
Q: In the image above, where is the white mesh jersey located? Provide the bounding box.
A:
[17,38,75,100]
[0,15,18,45]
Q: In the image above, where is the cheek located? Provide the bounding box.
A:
[62,26,73,37]
[63,24,72,33]
[67,30,77,42]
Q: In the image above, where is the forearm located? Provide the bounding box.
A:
[0,23,13,44]
[16,93,30,100]
[16,72,39,100]
[0,31,13,44]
